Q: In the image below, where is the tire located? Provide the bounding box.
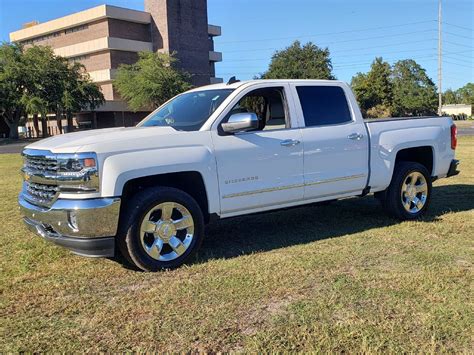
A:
[117,186,205,271]
[380,161,432,220]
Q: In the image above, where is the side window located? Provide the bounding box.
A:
[296,86,352,127]
[228,87,288,131]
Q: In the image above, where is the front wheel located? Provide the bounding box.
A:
[117,187,205,271]
[381,161,432,220]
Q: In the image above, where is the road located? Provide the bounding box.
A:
[1,122,473,154]
[0,141,33,154]
[457,123,474,136]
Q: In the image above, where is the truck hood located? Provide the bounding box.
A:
[25,126,182,153]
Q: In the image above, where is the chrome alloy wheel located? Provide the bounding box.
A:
[401,172,428,214]
[139,202,194,261]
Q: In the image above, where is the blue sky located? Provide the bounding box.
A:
[1,0,472,90]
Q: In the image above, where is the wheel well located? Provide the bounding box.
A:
[395,146,434,175]
[121,171,210,222]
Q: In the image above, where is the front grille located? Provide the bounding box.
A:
[25,182,59,205]
[24,154,58,172]
[22,150,59,206]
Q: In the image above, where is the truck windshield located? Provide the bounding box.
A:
[139,89,234,131]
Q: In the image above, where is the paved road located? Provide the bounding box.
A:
[458,123,474,136]
[0,141,32,155]
[1,123,473,154]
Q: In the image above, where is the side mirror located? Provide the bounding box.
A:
[221,113,259,134]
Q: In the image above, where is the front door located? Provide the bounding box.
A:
[211,84,304,216]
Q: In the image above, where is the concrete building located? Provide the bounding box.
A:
[442,104,472,117]
[9,0,222,134]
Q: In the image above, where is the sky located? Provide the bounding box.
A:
[1,0,472,90]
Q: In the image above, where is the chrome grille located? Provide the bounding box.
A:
[25,182,59,205]
[22,149,59,206]
[24,154,58,172]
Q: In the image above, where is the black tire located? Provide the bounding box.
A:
[380,161,432,220]
[117,186,205,271]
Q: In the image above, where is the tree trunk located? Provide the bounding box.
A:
[8,120,19,139]
[41,115,48,138]
[32,114,40,137]
[2,111,20,139]
[67,112,74,133]
[56,111,63,134]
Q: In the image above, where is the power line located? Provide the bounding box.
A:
[443,31,474,40]
[223,30,437,53]
[218,20,436,44]
[222,47,438,63]
[443,40,474,48]
[443,60,474,69]
[443,55,472,64]
[442,22,473,32]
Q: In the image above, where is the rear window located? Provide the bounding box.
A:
[296,86,352,127]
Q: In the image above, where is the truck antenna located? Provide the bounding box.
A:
[227,76,240,85]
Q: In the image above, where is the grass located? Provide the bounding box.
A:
[1,137,473,352]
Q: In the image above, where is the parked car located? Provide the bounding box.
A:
[19,80,460,271]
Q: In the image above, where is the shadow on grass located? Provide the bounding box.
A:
[197,184,474,262]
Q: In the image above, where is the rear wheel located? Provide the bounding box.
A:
[380,161,432,220]
[117,187,204,271]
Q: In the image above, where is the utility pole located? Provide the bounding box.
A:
[438,0,443,116]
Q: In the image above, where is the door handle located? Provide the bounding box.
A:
[348,133,364,140]
[280,139,301,147]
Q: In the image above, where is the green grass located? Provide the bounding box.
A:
[1,137,473,352]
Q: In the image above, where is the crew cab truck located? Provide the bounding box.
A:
[19,80,460,271]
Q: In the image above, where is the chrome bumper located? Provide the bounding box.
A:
[19,194,120,257]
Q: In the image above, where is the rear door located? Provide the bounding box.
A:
[290,83,369,199]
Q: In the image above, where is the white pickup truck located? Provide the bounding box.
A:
[19,79,460,271]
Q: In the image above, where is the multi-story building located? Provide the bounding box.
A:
[9,0,222,133]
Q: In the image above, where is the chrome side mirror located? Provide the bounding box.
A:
[221,113,259,133]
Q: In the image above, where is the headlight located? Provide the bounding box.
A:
[56,153,99,193]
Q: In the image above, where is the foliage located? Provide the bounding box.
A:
[391,59,438,116]
[351,57,392,116]
[0,42,104,139]
[443,83,474,105]
[262,40,335,80]
[351,58,437,118]
[0,43,27,139]
[366,104,392,118]
[115,51,192,111]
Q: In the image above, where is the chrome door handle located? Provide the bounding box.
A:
[348,133,364,140]
[280,139,301,147]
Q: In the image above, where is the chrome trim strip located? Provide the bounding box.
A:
[222,189,363,214]
[222,174,366,199]
[305,173,366,187]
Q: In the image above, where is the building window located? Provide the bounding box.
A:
[64,25,88,34]
[68,54,89,63]
[22,31,61,45]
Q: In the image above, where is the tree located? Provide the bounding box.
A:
[115,51,192,111]
[60,61,104,132]
[0,43,27,139]
[456,83,474,105]
[443,88,460,105]
[0,44,105,138]
[351,57,392,117]
[262,41,335,80]
[391,59,437,116]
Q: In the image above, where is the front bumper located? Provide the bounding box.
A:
[447,159,460,177]
[19,194,120,257]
